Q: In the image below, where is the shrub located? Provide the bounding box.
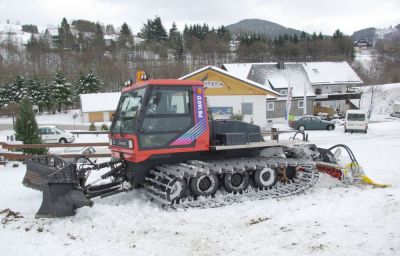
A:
[100,123,109,131]
[89,122,96,131]
[232,113,244,121]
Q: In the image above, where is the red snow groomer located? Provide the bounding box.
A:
[22,79,382,218]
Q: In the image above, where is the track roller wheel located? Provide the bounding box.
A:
[166,178,186,202]
[253,167,277,189]
[189,174,219,197]
[223,172,250,193]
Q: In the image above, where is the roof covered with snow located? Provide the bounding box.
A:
[247,63,316,98]
[80,92,121,112]
[303,62,363,85]
[179,65,280,96]
[221,63,254,80]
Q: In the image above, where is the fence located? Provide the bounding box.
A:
[0,142,110,161]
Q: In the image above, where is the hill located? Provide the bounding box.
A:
[352,25,400,43]
[226,19,305,38]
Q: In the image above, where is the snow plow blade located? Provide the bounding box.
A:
[23,156,93,218]
[343,163,390,188]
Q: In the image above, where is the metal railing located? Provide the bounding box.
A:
[0,142,111,161]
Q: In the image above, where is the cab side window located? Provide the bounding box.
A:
[139,87,193,149]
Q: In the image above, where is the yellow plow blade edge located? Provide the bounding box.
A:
[344,163,390,188]
[360,175,390,188]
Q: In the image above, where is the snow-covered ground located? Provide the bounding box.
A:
[0,121,399,256]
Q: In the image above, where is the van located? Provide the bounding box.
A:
[38,126,75,143]
[344,110,368,133]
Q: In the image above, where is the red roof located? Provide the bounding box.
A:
[122,79,203,92]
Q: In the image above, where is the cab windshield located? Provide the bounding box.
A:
[111,87,146,134]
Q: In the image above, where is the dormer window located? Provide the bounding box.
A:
[280,89,287,95]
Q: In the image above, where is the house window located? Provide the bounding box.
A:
[280,89,287,95]
[298,100,304,109]
[315,88,322,95]
[242,102,253,115]
[267,102,274,111]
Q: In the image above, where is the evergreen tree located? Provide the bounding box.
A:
[300,31,307,41]
[318,32,324,40]
[169,22,185,61]
[333,29,343,39]
[293,34,299,43]
[141,16,167,42]
[14,99,47,155]
[117,22,133,49]
[76,71,103,95]
[58,17,75,49]
[92,22,105,55]
[51,71,72,112]
[312,32,317,41]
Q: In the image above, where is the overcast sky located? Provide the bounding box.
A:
[1,0,399,35]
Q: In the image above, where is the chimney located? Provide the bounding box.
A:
[277,61,285,70]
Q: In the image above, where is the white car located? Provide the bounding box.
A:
[38,126,75,143]
[344,110,368,133]
[62,147,97,164]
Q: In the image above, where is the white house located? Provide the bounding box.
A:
[80,92,121,123]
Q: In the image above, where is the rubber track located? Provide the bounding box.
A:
[145,157,319,209]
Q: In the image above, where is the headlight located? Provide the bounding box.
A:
[128,140,133,149]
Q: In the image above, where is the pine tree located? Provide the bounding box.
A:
[141,16,167,42]
[92,22,105,54]
[58,17,75,49]
[15,99,47,155]
[333,29,343,39]
[312,32,317,41]
[51,71,72,112]
[117,22,133,49]
[77,71,103,95]
[169,22,185,61]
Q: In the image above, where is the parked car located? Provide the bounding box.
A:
[345,110,368,133]
[38,126,75,144]
[289,116,335,131]
[61,146,97,163]
[390,111,400,118]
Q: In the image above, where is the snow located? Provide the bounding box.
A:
[1,121,400,256]
[222,63,254,79]
[80,92,121,113]
[360,83,400,120]
[303,62,363,85]
[244,63,315,98]
[0,21,38,46]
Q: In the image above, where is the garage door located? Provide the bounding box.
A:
[88,112,104,122]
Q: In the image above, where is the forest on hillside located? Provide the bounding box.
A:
[0,16,398,112]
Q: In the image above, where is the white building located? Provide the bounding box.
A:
[80,92,121,123]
